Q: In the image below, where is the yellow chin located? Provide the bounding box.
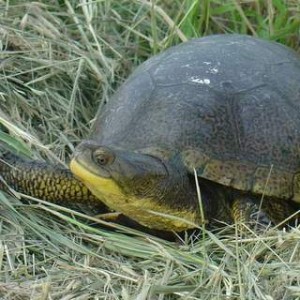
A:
[70,159,198,231]
[70,159,123,196]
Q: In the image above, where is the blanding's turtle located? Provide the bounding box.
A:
[1,34,300,232]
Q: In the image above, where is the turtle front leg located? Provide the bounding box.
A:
[231,196,255,224]
[261,198,299,226]
[231,195,272,228]
[231,195,300,229]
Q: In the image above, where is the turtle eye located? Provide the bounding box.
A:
[93,148,115,166]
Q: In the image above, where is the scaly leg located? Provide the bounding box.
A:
[0,152,108,214]
[261,198,299,226]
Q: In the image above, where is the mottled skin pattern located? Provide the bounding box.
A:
[0,153,107,214]
[87,34,300,225]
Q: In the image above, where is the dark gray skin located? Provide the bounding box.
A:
[70,34,300,230]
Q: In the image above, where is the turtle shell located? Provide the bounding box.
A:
[91,34,300,203]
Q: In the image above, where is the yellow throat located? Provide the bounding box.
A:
[70,159,198,231]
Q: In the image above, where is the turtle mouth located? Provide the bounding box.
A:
[71,147,111,179]
[70,159,125,207]
[70,142,170,201]
[72,143,170,181]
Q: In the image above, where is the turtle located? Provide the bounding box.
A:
[1,34,300,232]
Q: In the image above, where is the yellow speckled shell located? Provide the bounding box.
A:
[182,149,300,203]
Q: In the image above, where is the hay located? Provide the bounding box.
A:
[0,1,299,299]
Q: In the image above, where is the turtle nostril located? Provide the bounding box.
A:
[93,147,115,166]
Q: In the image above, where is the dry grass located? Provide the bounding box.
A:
[0,1,300,299]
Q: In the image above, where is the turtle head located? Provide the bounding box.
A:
[70,141,199,231]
